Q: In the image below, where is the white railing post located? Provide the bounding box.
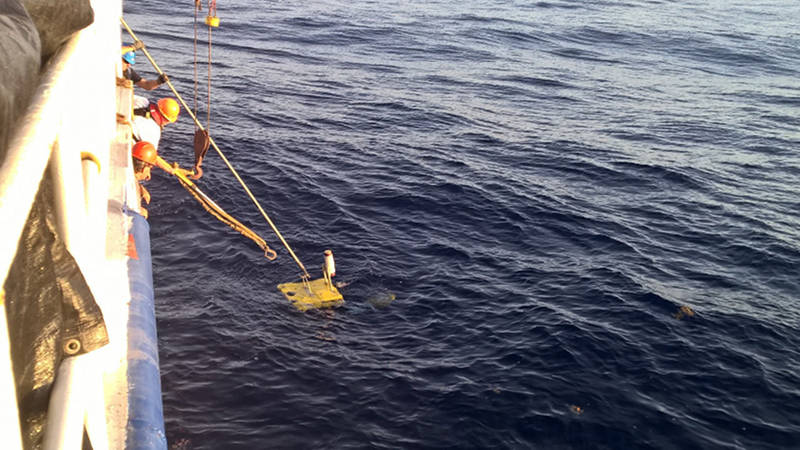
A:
[0,291,23,450]
[42,357,86,450]
[2,0,123,447]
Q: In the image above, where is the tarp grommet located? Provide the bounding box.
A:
[64,339,82,355]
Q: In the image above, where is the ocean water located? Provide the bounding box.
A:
[124,0,800,448]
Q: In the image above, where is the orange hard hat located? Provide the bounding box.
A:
[132,141,158,165]
[157,98,180,123]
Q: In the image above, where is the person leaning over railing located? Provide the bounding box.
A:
[121,41,169,91]
[131,141,175,219]
[130,95,180,151]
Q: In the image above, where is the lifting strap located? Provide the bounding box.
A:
[174,170,277,260]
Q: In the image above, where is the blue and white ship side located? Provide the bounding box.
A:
[0,0,168,447]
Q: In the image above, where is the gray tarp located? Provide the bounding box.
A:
[21,0,94,61]
[1,1,101,448]
[0,0,94,160]
[0,0,40,162]
[4,174,109,449]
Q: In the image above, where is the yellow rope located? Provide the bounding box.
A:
[121,17,311,279]
[174,170,277,260]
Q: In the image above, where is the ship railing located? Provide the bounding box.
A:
[0,0,129,448]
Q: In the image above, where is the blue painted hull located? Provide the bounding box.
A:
[125,212,166,449]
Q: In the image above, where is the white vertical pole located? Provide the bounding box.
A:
[50,139,89,262]
[0,291,23,450]
[42,357,87,450]
[81,156,104,263]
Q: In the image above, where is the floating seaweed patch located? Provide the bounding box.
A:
[315,331,336,342]
[367,291,397,309]
[674,305,696,320]
[569,405,584,415]
[169,438,191,450]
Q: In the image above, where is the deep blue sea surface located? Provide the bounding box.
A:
[124,0,800,448]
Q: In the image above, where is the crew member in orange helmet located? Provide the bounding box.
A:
[131,141,175,218]
[130,95,181,152]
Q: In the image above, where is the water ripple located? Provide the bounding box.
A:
[125,0,800,448]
